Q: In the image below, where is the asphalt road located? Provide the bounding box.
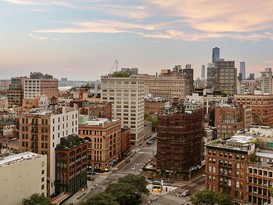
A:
[118,137,157,174]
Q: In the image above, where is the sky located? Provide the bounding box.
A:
[1,0,273,81]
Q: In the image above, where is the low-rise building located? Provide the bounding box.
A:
[0,152,47,205]
[78,116,121,172]
[55,134,87,195]
[0,97,8,111]
[121,128,130,157]
[205,136,255,204]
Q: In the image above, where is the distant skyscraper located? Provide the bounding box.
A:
[249,73,255,80]
[216,61,237,94]
[212,47,220,63]
[182,64,194,95]
[201,65,205,80]
[240,62,246,80]
[206,63,216,89]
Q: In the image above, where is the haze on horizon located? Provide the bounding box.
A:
[1,0,273,81]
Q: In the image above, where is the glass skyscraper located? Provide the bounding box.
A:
[212,47,220,63]
[240,62,246,80]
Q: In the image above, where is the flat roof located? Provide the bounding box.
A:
[0,152,43,167]
[256,151,273,159]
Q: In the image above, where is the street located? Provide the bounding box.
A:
[63,135,205,205]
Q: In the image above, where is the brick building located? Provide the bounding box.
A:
[157,101,204,176]
[235,94,273,126]
[55,134,87,195]
[19,107,78,195]
[214,103,252,139]
[78,117,121,172]
[205,136,255,204]
[121,128,130,157]
[80,101,112,120]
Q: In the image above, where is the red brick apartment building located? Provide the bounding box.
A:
[235,94,273,126]
[205,136,255,204]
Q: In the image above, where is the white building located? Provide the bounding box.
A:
[259,67,273,94]
[101,75,145,145]
[24,78,58,100]
[0,152,47,205]
[19,107,78,195]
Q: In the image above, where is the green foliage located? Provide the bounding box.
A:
[21,193,52,205]
[144,112,158,131]
[105,182,138,205]
[80,193,119,205]
[190,190,233,205]
[249,153,257,162]
[84,174,147,205]
[112,71,130,77]
[118,174,149,195]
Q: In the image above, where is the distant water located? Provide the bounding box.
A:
[59,86,73,91]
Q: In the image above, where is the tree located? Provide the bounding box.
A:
[21,193,52,205]
[80,193,119,205]
[190,190,233,205]
[249,153,257,162]
[144,112,158,131]
[118,174,149,195]
[215,192,234,205]
[105,182,138,205]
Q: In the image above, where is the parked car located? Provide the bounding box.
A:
[126,159,130,163]
[182,190,190,197]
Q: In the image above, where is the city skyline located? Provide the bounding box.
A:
[1,1,273,80]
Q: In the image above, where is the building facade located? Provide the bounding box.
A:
[24,78,59,100]
[235,94,273,127]
[0,79,10,91]
[212,47,220,64]
[80,101,112,120]
[78,117,121,172]
[259,67,272,94]
[0,152,47,205]
[182,64,194,95]
[144,76,190,101]
[7,77,26,105]
[0,97,8,112]
[157,104,204,175]
[205,136,255,204]
[55,134,87,195]
[240,62,246,80]
[214,104,251,139]
[101,75,144,145]
[216,61,237,95]
[19,107,78,195]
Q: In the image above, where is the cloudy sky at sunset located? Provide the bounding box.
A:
[1,0,273,80]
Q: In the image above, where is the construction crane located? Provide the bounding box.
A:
[110,60,118,74]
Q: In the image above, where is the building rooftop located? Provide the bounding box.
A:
[0,152,43,167]
[79,115,118,125]
[206,135,255,152]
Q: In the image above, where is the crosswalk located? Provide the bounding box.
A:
[163,194,189,204]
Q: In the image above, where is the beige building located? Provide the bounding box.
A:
[101,75,144,145]
[0,152,47,205]
[144,75,190,101]
[0,96,8,111]
[19,107,78,196]
[24,78,59,100]
[78,116,121,172]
